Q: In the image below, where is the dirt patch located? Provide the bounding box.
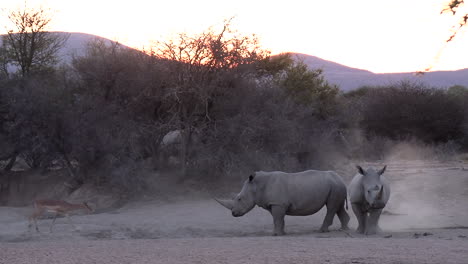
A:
[1,159,468,263]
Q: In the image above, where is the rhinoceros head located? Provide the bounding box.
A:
[215,174,257,217]
[357,165,386,209]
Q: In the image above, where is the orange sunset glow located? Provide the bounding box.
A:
[1,0,467,73]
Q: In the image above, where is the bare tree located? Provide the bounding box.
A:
[151,19,271,177]
[0,44,10,79]
[442,0,468,42]
[2,3,68,77]
[72,38,128,101]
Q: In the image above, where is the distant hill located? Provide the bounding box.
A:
[294,53,468,91]
[59,32,123,62]
[0,32,117,66]
[59,32,98,59]
[4,33,467,91]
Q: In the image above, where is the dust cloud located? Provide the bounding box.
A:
[1,140,467,245]
[370,142,468,231]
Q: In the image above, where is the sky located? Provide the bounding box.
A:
[1,0,467,73]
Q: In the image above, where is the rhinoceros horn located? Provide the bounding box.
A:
[377,186,384,200]
[214,198,234,210]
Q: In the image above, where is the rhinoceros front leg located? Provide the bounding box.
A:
[270,205,286,236]
[351,203,366,234]
[365,208,383,235]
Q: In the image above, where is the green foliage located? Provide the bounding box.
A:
[358,82,466,143]
[344,86,373,98]
[447,85,468,97]
[256,53,294,76]
[279,60,339,117]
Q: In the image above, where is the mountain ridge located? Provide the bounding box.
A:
[291,53,468,90]
[4,32,467,91]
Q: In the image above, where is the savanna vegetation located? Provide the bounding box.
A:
[0,6,467,203]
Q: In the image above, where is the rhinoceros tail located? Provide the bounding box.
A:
[345,197,348,210]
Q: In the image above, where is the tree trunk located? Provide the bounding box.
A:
[60,152,83,193]
[180,128,193,181]
[3,152,17,171]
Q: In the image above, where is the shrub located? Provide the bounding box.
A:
[357,81,465,143]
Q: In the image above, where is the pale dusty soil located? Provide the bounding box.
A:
[1,160,468,263]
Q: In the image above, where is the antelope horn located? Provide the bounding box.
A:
[214,198,234,210]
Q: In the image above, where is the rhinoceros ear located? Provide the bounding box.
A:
[378,165,387,176]
[249,174,255,182]
[356,165,365,175]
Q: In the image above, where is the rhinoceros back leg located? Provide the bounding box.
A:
[319,203,340,233]
[351,203,366,234]
[336,204,350,230]
[270,205,286,236]
[320,185,348,232]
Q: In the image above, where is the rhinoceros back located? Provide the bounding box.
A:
[254,170,347,216]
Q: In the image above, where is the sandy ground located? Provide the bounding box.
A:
[1,160,468,263]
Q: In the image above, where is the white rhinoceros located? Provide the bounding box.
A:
[349,165,390,235]
[215,170,350,236]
